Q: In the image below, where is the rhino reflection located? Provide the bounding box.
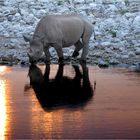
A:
[28,64,94,110]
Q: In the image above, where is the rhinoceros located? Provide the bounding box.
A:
[23,14,93,64]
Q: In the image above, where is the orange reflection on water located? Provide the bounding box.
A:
[0,80,7,140]
[0,66,7,74]
[0,66,11,75]
[30,98,84,139]
[44,112,53,139]
[30,92,64,139]
[0,66,12,140]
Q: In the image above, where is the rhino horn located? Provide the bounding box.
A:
[23,35,32,42]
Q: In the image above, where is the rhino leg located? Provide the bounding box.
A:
[80,42,89,63]
[54,43,64,63]
[81,28,92,62]
[72,65,82,79]
[72,40,83,58]
[44,46,51,64]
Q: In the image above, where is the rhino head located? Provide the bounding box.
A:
[23,35,44,64]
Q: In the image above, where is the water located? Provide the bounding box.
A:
[0,64,140,139]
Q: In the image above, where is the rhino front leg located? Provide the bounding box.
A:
[72,40,83,58]
[54,43,64,63]
[44,46,51,64]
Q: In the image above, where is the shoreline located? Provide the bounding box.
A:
[0,55,140,72]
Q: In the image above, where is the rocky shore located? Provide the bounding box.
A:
[0,0,140,68]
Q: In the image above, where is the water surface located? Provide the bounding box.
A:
[0,64,140,139]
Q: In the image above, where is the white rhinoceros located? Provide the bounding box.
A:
[23,14,93,64]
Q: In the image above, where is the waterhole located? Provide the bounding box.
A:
[0,64,140,139]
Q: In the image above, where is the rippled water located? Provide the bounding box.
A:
[0,64,140,139]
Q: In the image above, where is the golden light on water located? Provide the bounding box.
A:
[44,112,53,139]
[0,80,7,140]
[0,66,7,74]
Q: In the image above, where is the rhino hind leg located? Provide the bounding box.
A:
[72,40,83,57]
[80,42,88,63]
[81,28,92,62]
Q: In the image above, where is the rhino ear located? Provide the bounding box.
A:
[23,35,32,42]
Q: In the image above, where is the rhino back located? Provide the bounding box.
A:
[34,14,93,47]
[58,15,84,46]
[34,15,83,46]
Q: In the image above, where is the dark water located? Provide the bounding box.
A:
[0,64,140,139]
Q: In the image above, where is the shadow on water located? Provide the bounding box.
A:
[26,64,95,111]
